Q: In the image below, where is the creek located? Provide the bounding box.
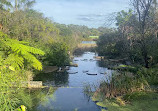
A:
[33,52,113,111]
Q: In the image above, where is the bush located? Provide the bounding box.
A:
[43,42,70,66]
[137,68,158,85]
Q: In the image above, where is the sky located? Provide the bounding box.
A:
[33,0,130,28]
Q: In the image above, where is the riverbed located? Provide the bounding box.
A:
[33,52,113,111]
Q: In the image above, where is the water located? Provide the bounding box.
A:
[81,41,96,44]
[34,52,113,111]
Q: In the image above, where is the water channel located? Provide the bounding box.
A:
[33,52,113,111]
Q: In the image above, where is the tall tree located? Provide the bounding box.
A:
[0,0,35,11]
[0,0,12,10]
[14,0,35,11]
[131,0,158,68]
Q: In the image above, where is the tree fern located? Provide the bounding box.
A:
[0,31,45,70]
[0,31,45,110]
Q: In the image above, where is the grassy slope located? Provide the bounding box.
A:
[93,92,158,111]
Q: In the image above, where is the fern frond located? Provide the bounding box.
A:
[21,51,43,70]
[0,31,45,71]
[4,54,24,70]
[4,38,45,55]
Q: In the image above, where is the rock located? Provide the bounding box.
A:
[28,81,44,88]
[65,66,70,70]
[83,70,89,73]
[94,56,104,60]
[81,59,88,61]
[70,63,78,67]
[69,72,78,74]
[100,72,107,74]
[89,59,94,61]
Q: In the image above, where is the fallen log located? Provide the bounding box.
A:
[86,73,97,75]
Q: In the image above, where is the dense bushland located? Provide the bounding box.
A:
[94,0,158,110]
[97,1,158,68]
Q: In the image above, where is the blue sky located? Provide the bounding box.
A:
[33,0,130,28]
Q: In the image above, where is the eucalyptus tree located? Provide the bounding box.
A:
[0,0,35,11]
[14,0,35,11]
[0,0,12,10]
[130,0,158,68]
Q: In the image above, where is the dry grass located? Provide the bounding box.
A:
[77,43,97,48]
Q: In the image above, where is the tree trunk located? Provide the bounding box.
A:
[143,50,149,68]
[15,0,18,11]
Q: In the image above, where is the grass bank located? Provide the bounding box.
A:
[92,91,158,111]
[84,68,158,111]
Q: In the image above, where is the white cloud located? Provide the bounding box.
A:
[33,0,130,28]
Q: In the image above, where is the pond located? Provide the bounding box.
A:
[81,41,96,44]
[33,52,113,111]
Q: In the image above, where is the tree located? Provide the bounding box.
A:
[0,31,45,70]
[131,0,158,68]
[14,0,35,11]
[0,31,45,110]
[0,0,12,10]
[0,0,35,11]
[116,9,133,38]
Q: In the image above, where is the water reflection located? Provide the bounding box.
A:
[19,87,57,111]
[37,88,100,111]
[81,41,96,44]
[34,72,69,87]
[34,52,113,111]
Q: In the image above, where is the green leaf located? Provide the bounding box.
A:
[9,66,15,71]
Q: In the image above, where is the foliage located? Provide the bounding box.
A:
[91,68,158,110]
[0,31,45,110]
[97,30,129,58]
[0,31,45,70]
[0,1,105,111]
[44,42,70,66]
[14,0,36,11]
[15,105,26,111]
[96,71,150,99]
[95,92,158,111]
[0,0,35,11]
[97,4,158,67]
[137,68,158,85]
[55,23,72,37]
[0,0,12,10]
[0,71,21,111]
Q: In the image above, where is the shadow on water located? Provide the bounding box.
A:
[34,72,69,87]
[73,48,96,57]
[19,87,57,111]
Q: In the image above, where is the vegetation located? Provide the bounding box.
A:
[97,0,158,68]
[0,0,157,110]
[93,0,158,110]
[0,31,45,110]
[0,0,103,110]
[98,92,158,111]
